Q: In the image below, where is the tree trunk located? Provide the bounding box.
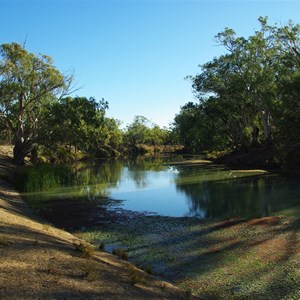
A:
[13,140,32,165]
[30,146,38,164]
[261,110,272,146]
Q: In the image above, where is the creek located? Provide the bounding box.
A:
[18,155,300,223]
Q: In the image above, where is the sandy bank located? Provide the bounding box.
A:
[0,148,197,299]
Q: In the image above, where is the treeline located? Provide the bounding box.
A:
[172,17,300,169]
[0,43,180,164]
[1,17,300,168]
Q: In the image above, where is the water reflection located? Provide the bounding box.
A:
[18,160,124,207]
[124,156,172,188]
[18,156,300,219]
[176,169,300,218]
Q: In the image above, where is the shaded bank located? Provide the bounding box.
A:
[79,213,300,300]
[0,147,198,300]
[212,146,278,169]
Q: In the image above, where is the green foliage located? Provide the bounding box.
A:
[39,96,123,160]
[273,72,300,169]
[172,100,230,153]
[174,17,300,168]
[124,116,152,148]
[0,43,73,164]
[123,116,174,153]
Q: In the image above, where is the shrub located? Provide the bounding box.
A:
[127,264,146,286]
[73,240,95,258]
[112,248,128,260]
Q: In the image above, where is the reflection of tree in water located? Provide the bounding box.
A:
[19,161,126,228]
[20,160,124,205]
[175,172,288,219]
[19,157,300,220]
[20,155,171,202]
[72,160,124,200]
[124,155,169,188]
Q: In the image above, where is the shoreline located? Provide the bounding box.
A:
[79,212,300,299]
[1,146,299,299]
[0,149,197,299]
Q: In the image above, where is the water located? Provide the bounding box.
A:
[18,155,300,219]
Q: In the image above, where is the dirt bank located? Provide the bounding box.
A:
[0,146,197,299]
[2,145,299,299]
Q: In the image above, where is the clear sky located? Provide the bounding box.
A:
[1,0,300,128]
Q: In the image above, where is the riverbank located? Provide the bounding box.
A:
[79,213,300,299]
[1,145,299,299]
[0,146,197,299]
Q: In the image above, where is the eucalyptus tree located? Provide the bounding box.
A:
[41,96,123,159]
[272,21,300,167]
[192,52,260,149]
[148,125,169,146]
[0,43,73,164]
[124,116,152,148]
[188,17,288,153]
[173,102,203,152]
[173,97,237,152]
[276,20,300,65]
[124,116,171,151]
[41,97,112,152]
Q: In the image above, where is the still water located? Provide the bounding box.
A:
[19,155,300,219]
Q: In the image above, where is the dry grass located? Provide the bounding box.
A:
[73,240,95,258]
[127,264,146,286]
[0,234,11,247]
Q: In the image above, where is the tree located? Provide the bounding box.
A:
[124,116,152,148]
[273,21,300,168]
[173,99,231,153]
[147,125,169,146]
[41,97,104,150]
[123,116,171,152]
[173,102,202,152]
[178,17,300,168]
[40,96,123,159]
[0,43,72,164]
[187,17,287,152]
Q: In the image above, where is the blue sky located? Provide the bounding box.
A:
[2,0,300,128]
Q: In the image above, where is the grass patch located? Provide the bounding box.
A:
[0,234,11,247]
[140,263,153,274]
[78,215,300,300]
[79,263,100,281]
[98,242,105,251]
[127,264,146,286]
[73,240,95,258]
